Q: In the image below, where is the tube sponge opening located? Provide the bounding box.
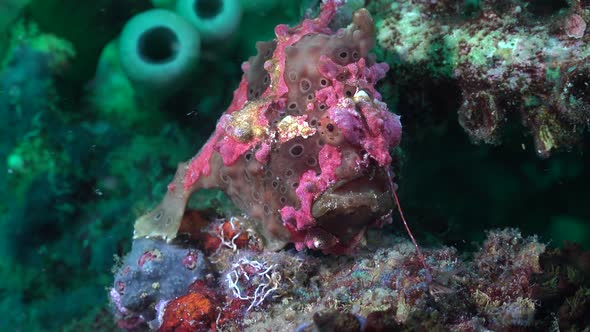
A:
[176,0,241,41]
[138,27,179,64]
[119,9,200,97]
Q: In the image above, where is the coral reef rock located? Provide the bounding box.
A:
[113,225,590,331]
[375,0,590,157]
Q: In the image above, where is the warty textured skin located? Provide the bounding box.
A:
[134,1,402,254]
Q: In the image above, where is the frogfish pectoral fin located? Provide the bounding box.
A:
[133,162,194,241]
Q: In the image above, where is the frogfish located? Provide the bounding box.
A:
[134,1,402,254]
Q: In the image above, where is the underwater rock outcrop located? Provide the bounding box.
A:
[374,0,590,157]
[113,217,590,331]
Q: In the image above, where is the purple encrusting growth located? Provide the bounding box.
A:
[110,238,209,330]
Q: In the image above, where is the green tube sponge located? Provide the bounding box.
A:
[176,0,241,41]
[88,40,144,125]
[118,9,200,97]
